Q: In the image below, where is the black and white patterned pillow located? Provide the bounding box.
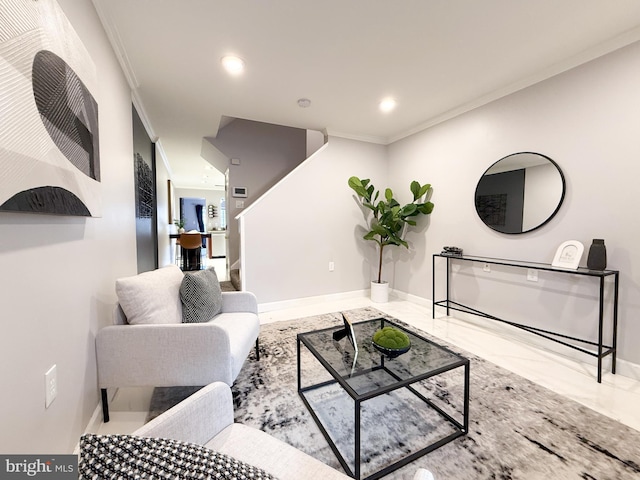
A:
[180,267,223,323]
[79,434,278,479]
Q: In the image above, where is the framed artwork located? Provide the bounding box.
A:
[551,240,584,269]
[0,0,100,217]
[476,193,508,227]
[135,153,154,219]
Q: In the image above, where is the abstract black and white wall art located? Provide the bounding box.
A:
[0,0,101,217]
[135,153,154,219]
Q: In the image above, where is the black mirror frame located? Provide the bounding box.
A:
[474,152,566,235]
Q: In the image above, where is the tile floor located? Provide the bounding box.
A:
[96,295,640,436]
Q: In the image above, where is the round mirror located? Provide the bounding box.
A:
[475,152,565,234]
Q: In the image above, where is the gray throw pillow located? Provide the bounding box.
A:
[180,267,223,323]
[79,434,278,479]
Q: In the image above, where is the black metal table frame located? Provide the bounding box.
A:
[297,318,470,480]
[432,254,619,383]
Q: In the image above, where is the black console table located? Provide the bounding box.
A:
[432,254,619,383]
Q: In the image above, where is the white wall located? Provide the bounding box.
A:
[239,39,640,368]
[388,40,640,366]
[306,129,326,157]
[241,136,387,304]
[0,0,137,453]
[156,151,173,267]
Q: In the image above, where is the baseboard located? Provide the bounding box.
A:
[76,388,119,454]
[260,288,640,380]
[74,402,103,454]
[391,289,640,382]
[390,289,433,308]
[258,289,369,313]
[84,402,104,434]
[616,357,640,381]
[431,304,640,382]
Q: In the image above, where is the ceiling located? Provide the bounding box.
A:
[91,0,640,189]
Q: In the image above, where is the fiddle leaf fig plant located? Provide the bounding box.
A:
[348,176,434,284]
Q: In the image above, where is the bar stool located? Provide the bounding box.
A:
[179,233,203,271]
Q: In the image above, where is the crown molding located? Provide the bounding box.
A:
[324,129,389,146]
[389,25,640,144]
[91,0,139,89]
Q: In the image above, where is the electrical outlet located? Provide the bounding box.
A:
[45,365,57,408]
[527,269,538,282]
[328,261,335,272]
[483,263,491,272]
[235,200,244,209]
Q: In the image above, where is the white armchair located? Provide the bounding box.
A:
[130,382,435,480]
[123,382,351,480]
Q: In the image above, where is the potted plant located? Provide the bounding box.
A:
[348,176,434,302]
[173,218,185,233]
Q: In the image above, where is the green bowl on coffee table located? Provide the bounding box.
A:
[372,326,411,357]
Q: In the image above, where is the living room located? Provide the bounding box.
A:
[1,0,640,478]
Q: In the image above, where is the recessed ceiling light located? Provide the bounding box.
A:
[221,55,245,75]
[379,98,397,113]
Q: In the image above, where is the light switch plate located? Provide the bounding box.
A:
[45,365,57,408]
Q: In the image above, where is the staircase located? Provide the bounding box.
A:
[230,268,241,291]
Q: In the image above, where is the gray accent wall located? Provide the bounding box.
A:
[133,105,158,273]
[207,119,307,267]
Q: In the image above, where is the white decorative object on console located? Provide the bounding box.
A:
[551,240,584,269]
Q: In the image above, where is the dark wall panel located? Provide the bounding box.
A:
[133,105,158,273]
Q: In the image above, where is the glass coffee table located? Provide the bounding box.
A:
[297,317,469,480]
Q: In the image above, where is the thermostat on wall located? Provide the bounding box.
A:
[232,186,248,198]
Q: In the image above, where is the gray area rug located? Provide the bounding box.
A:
[148,307,640,480]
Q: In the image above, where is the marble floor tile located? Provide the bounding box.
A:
[96,296,640,435]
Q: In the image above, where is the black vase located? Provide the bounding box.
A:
[587,239,607,270]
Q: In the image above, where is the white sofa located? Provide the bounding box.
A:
[95,265,260,422]
[126,382,435,480]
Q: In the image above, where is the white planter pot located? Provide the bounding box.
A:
[370,281,389,303]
